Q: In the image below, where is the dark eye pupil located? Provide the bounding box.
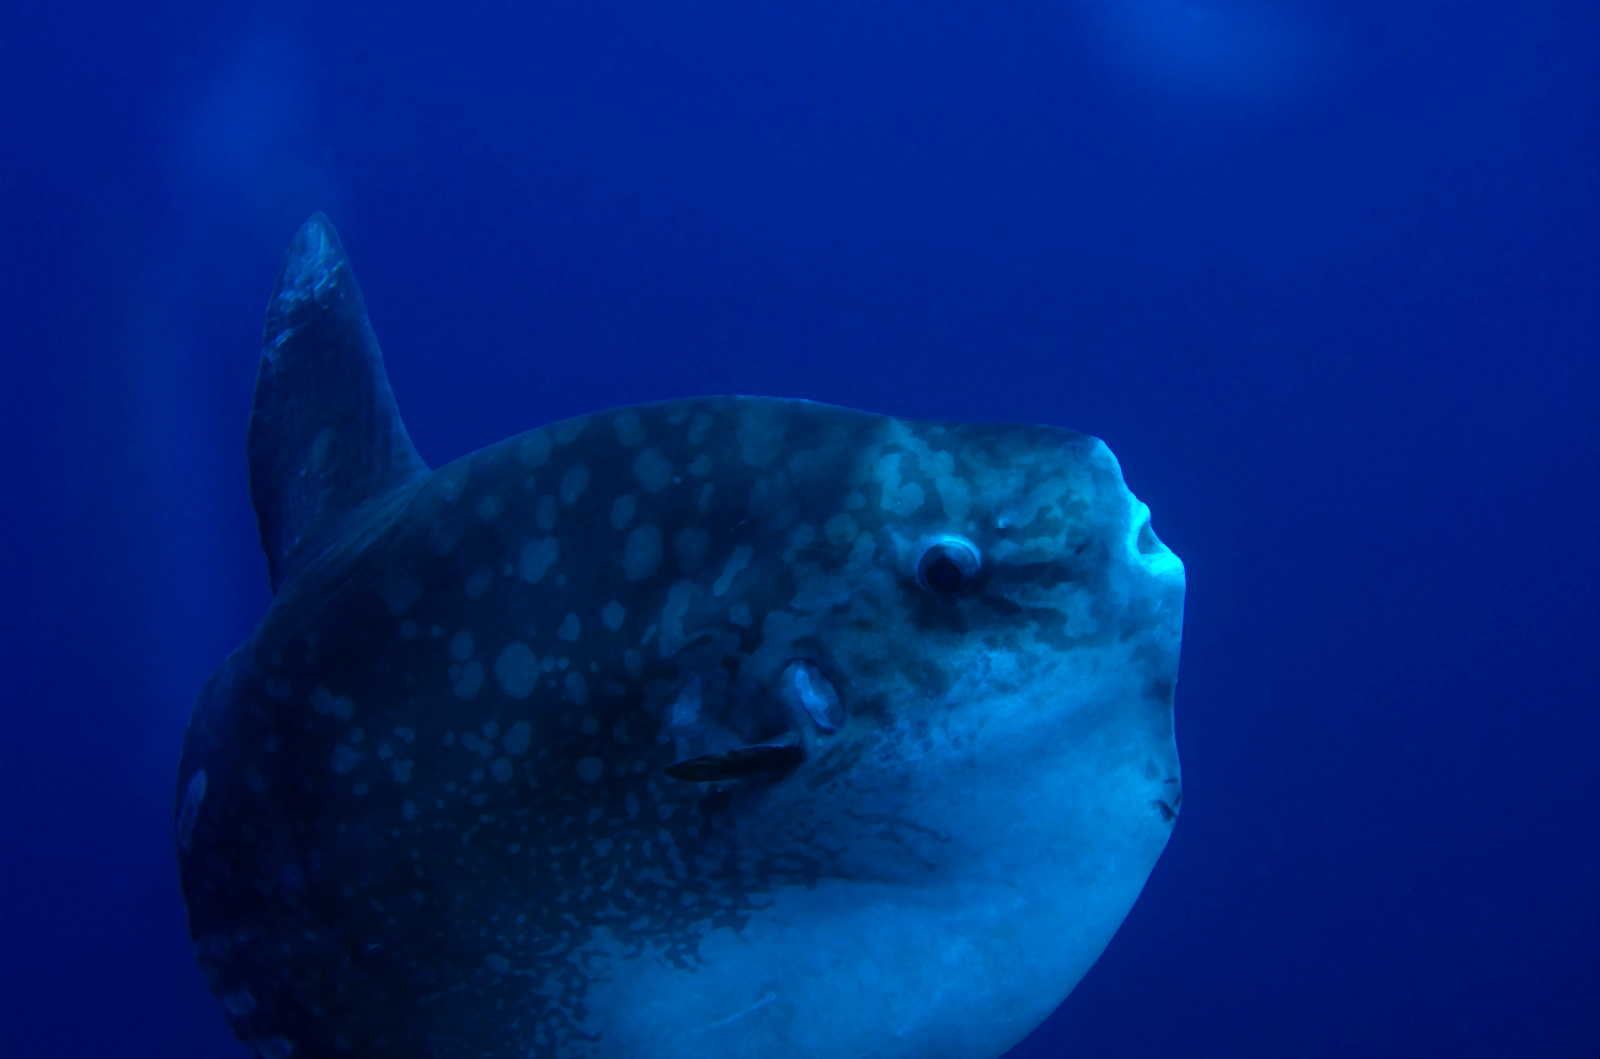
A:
[924,556,964,593]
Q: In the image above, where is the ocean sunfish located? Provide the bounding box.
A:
[176,215,1186,1059]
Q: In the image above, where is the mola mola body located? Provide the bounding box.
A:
[176,215,1185,1059]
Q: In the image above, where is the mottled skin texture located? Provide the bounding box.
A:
[177,218,1185,1059]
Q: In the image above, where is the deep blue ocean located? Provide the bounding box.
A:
[2,3,1595,1057]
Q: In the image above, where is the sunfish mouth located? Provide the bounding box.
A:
[662,660,844,782]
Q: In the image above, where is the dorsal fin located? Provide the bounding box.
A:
[248,214,428,593]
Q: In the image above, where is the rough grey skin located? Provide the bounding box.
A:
[176,215,1186,1059]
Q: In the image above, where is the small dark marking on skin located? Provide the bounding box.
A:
[1152,799,1177,824]
[805,740,866,792]
[845,809,952,845]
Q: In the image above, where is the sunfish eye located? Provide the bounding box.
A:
[916,536,981,595]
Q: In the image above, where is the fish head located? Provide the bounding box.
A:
[575,399,1186,1057]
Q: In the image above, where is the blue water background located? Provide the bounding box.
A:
[2,3,1595,1056]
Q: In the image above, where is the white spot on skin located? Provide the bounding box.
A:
[503,720,532,755]
[565,671,590,705]
[490,757,514,783]
[560,463,590,505]
[687,453,712,477]
[401,799,417,820]
[393,759,413,783]
[495,643,539,699]
[557,613,581,641]
[873,452,925,514]
[610,495,636,529]
[624,525,663,581]
[576,757,604,783]
[330,745,361,774]
[935,475,973,524]
[476,495,502,521]
[519,538,558,583]
[656,581,697,657]
[553,416,588,445]
[729,603,752,628]
[177,770,206,850]
[713,546,753,597]
[595,837,614,856]
[449,631,475,661]
[453,661,484,699]
[632,447,673,492]
[436,462,468,504]
[791,662,839,733]
[485,954,511,974]
[688,411,713,445]
[847,531,876,571]
[783,523,815,563]
[670,676,701,728]
[517,431,552,468]
[601,601,626,631]
[536,495,558,530]
[738,406,784,466]
[614,411,646,448]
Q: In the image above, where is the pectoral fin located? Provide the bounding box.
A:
[663,742,804,782]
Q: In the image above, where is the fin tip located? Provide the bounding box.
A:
[274,213,348,317]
